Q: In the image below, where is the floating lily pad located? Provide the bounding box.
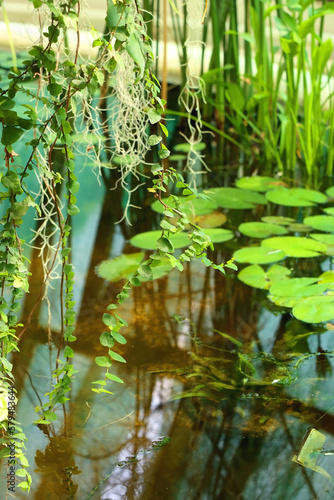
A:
[293,296,334,323]
[287,223,311,233]
[261,236,328,258]
[326,186,334,198]
[266,188,327,207]
[236,176,282,192]
[238,264,291,289]
[208,187,267,209]
[323,207,334,215]
[151,195,217,216]
[233,246,285,264]
[97,252,144,282]
[238,222,288,238]
[261,216,295,226]
[169,154,187,161]
[303,215,334,232]
[318,270,334,285]
[269,278,328,298]
[202,228,234,243]
[269,295,301,308]
[196,212,227,228]
[130,231,189,250]
[174,142,206,153]
[310,233,334,245]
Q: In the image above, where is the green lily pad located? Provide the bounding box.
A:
[202,228,234,243]
[261,216,295,226]
[269,278,328,298]
[174,142,206,153]
[130,231,189,250]
[287,223,311,233]
[266,188,327,207]
[97,252,144,282]
[233,246,285,264]
[269,295,301,308]
[318,271,334,285]
[238,222,288,238]
[151,195,217,216]
[323,207,334,215]
[238,264,291,289]
[326,186,334,198]
[310,233,334,245]
[196,212,227,228]
[293,296,334,323]
[303,215,334,232]
[236,176,282,192]
[169,154,187,161]
[261,236,328,258]
[208,187,267,209]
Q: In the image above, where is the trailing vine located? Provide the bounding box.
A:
[0,0,236,492]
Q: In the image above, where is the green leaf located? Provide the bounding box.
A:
[130,276,142,286]
[202,228,234,243]
[303,215,334,233]
[293,296,334,324]
[10,202,29,219]
[99,331,115,348]
[95,356,112,367]
[236,176,282,192]
[233,246,285,264]
[238,264,291,289]
[63,346,74,358]
[97,253,144,282]
[208,187,267,209]
[138,264,153,281]
[156,236,174,253]
[262,236,328,258]
[108,350,126,363]
[1,171,22,193]
[67,204,80,216]
[47,83,63,96]
[238,222,288,238]
[111,331,127,344]
[1,126,24,146]
[130,231,189,250]
[126,32,146,79]
[266,188,327,207]
[148,134,162,146]
[102,313,117,327]
[148,108,161,124]
[106,373,124,383]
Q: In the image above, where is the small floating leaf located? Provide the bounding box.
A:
[202,228,234,243]
[238,264,291,289]
[261,236,328,258]
[233,246,285,264]
[174,142,206,152]
[97,253,144,282]
[261,216,295,226]
[266,188,327,207]
[269,278,328,298]
[238,222,288,238]
[130,231,189,250]
[208,187,267,209]
[236,176,281,192]
[196,212,227,228]
[303,215,334,232]
[326,186,334,198]
[293,296,334,323]
[310,233,334,245]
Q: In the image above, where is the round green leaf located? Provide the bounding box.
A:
[97,252,144,282]
[261,236,328,258]
[233,246,285,264]
[100,331,115,348]
[238,264,291,289]
[326,186,334,198]
[202,228,234,243]
[95,356,112,367]
[323,207,334,215]
[261,216,295,226]
[236,176,280,192]
[130,231,189,250]
[303,215,334,232]
[138,264,153,281]
[266,188,327,207]
[269,278,328,298]
[174,142,206,152]
[310,233,334,245]
[196,212,227,228]
[238,222,288,238]
[208,187,267,209]
[293,296,334,323]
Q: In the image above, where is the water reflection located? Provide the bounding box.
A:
[2,168,334,500]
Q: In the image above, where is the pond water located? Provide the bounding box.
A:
[0,50,334,498]
[2,152,334,500]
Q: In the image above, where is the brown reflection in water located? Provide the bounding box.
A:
[6,185,334,500]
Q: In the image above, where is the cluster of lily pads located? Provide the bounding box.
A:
[97,175,334,324]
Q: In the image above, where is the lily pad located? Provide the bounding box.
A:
[202,228,234,243]
[261,216,295,226]
[269,278,328,298]
[261,236,328,258]
[287,223,311,233]
[130,231,189,250]
[303,215,334,233]
[326,186,334,198]
[169,154,187,161]
[233,246,285,264]
[310,233,334,245]
[266,188,327,207]
[196,212,227,228]
[293,296,334,323]
[151,195,217,216]
[323,207,334,215]
[97,253,144,282]
[238,264,291,289]
[236,176,283,192]
[238,222,288,238]
[174,142,206,153]
[208,187,267,209]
